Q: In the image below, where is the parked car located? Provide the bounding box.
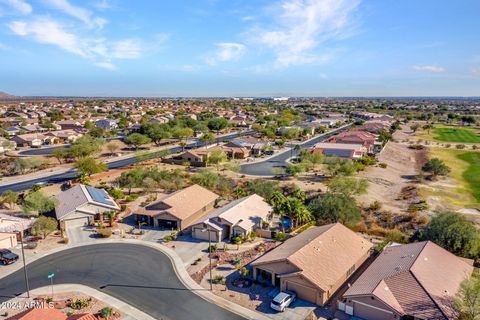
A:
[270,291,296,312]
[0,249,19,265]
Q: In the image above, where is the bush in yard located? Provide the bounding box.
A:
[208,244,218,253]
[231,236,242,250]
[31,216,58,239]
[101,307,113,320]
[97,228,112,238]
[212,275,226,285]
[369,200,383,211]
[379,163,387,168]
[238,267,249,279]
[232,256,241,266]
[274,232,287,242]
[125,193,140,202]
[108,188,125,200]
[385,229,410,244]
[456,144,466,149]
[70,298,90,310]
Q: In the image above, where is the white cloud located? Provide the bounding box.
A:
[44,0,107,28]
[95,61,116,70]
[93,0,110,10]
[413,65,446,73]
[207,42,246,65]
[111,39,141,59]
[252,0,361,67]
[8,17,87,56]
[1,0,32,15]
[471,67,480,75]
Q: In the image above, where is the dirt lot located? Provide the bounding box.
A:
[356,125,427,214]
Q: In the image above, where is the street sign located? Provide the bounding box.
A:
[47,272,55,279]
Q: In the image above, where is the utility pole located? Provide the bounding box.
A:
[208,230,212,291]
[19,231,30,298]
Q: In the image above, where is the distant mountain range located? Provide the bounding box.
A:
[0,91,15,99]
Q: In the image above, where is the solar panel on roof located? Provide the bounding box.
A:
[86,186,116,207]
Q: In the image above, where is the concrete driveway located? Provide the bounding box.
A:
[66,225,97,244]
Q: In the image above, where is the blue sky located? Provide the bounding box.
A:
[0,0,479,97]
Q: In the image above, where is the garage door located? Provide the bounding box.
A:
[64,217,89,229]
[157,219,178,229]
[285,281,317,304]
[192,228,218,242]
[354,301,394,320]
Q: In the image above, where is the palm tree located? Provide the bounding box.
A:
[270,191,287,232]
[294,206,313,228]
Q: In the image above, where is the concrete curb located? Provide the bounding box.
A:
[5,284,155,320]
[0,239,272,320]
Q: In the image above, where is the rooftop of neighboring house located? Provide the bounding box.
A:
[0,213,35,233]
[199,194,272,231]
[344,241,474,320]
[312,142,365,151]
[55,184,120,220]
[252,223,373,292]
[136,184,219,220]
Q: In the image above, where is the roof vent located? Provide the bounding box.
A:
[424,257,428,261]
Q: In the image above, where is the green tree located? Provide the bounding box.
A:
[22,191,58,215]
[207,118,228,132]
[101,307,113,320]
[379,129,392,145]
[114,168,143,194]
[173,127,193,145]
[200,132,215,148]
[247,179,280,201]
[207,149,227,171]
[69,135,103,158]
[308,193,361,226]
[410,123,421,133]
[455,273,480,320]
[124,133,151,150]
[31,216,57,239]
[324,157,356,176]
[420,212,480,259]
[1,190,19,209]
[51,147,68,164]
[105,141,120,156]
[75,157,107,176]
[191,169,220,189]
[286,163,304,176]
[327,176,369,196]
[145,123,171,145]
[422,158,451,179]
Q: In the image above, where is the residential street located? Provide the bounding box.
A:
[240,123,352,176]
[0,243,246,320]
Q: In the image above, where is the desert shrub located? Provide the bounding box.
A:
[274,232,287,242]
[62,237,69,244]
[407,202,429,213]
[125,193,140,202]
[108,188,125,200]
[374,240,389,254]
[378,163,387,168]
[472,145,478,150]
[212,275,226,285]
[208,244,218,253]
[70,299,90,310]
[385,229,410,243]
[97,228,112,238]
[369,200,383,211]
[456,144,466,149]
[351,221,368,233]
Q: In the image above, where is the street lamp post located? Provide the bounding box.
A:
[201,228,213,291]
[18,231,30,298]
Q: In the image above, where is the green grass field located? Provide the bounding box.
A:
[421,148,480,209]
[457,152,480,203]
[432,127,480,143]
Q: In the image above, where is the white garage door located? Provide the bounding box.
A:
[192,228,219,242]
[64,217,89,229]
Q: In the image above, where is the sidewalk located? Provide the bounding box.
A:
[0,239,272,320]
[3,284,155,320]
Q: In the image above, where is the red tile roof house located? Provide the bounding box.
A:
[55,184,120,231]
[327,130,378,154]
[311,142,367,159]
[190,194,273,242]
[342,241,474,320]
[134,184,219,231]
[251,223,373,306]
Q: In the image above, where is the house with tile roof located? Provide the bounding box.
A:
[251,223,373,306]
[311,142,367,159]
[5,307,97,320]
[342,241,474,320]
[191,194,272,242]
[134,184,219,231]
[55,184,120,230]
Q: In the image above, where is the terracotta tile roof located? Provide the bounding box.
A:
[344,241,474,320]
[136,184,219,220]
[67,314,98,320]
[6,308,67,320]
[252,223,373,291]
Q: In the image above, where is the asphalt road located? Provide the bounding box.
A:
[0,130,255,193]
[239,124,352,176]
[0,243,246,320]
